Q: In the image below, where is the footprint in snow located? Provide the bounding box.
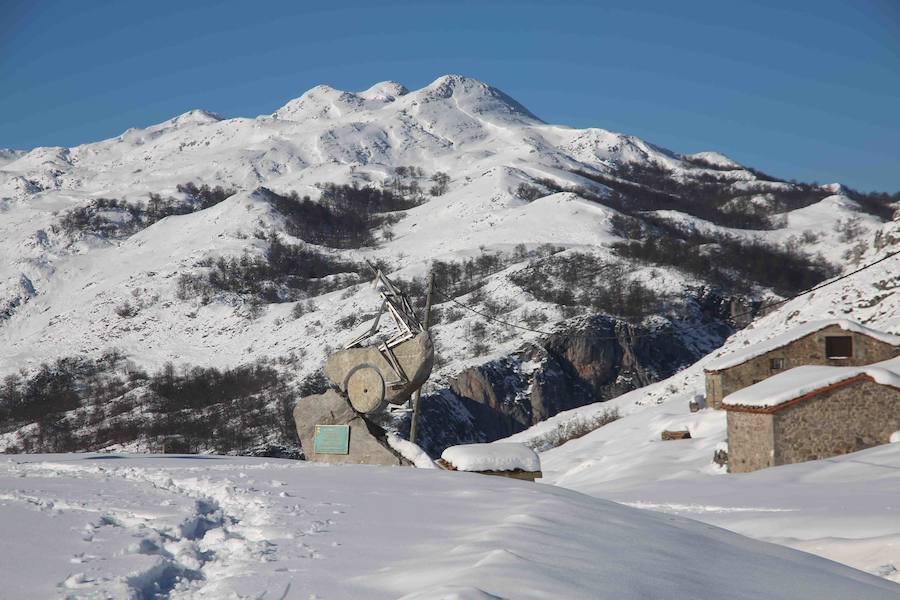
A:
[69,553,97,564]
[298,542,323,559]
[305,520,329,534]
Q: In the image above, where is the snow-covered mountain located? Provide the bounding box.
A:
[1,75,896,457]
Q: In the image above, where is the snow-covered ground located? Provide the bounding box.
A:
[502,237,900,583]
[535,404,900,584]
[2,453,898,599]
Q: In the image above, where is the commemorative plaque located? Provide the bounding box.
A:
[313,424,350,455]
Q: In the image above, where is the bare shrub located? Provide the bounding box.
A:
[430,172,450,196]
[801,230,820,244]
[525,406,621,452]
[290,300,317,319]
[515,183,543,202]
[842,241,868,264]
[115,301,138,318]
[470,341,490,355]
[521,308,549,329]
[834,217,864,243]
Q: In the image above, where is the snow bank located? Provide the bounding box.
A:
[441,443,540,472]
[705,320,900,372]
[386,433,437,468]
[722,358,900,409]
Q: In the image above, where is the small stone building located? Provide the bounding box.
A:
[704,320,900,409]
[723,364,900,473]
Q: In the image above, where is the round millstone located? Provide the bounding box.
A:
[346,366,386,414]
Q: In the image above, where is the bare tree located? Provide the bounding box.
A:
[430,172,450,196]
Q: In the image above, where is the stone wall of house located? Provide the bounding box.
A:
[726,411,774,473]
[705,372,723,409]
[706,326,899,408]
[773,379,900,466]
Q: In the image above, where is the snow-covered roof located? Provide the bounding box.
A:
[705,320,900,372]
[441,443,541,472]
[722,358,900,410]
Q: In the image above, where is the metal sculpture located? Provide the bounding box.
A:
[323,266,434,414]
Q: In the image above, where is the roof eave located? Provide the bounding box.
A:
[721,373,886,414]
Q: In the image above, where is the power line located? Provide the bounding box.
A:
[728,247,900,321]
[431,248,900,341]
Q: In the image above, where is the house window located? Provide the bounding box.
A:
[825,336,853,358]
[770,358,785,370]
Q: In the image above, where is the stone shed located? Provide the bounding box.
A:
[722,362,900,473]
[704,320,900,409]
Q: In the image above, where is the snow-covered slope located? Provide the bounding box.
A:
[504,229,900,580]
[508,222,900,453]
[2,453,898,599]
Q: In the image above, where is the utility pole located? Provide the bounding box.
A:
[409,271,434,446]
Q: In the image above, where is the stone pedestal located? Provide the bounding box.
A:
[293,389,409,466]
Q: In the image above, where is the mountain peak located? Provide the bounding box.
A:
[423,74,490,97]
[167,109,223,126]
[272,84,366,121]
[358,81,408,101]
[268,75,542,124]
[417,74,543,122]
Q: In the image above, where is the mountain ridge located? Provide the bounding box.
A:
[1,74,896,458]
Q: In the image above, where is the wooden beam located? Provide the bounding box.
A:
[409,271,434,445]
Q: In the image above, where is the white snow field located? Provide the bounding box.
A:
[536,409,900,586]
[503,237,900,584]
[2,454,899,600]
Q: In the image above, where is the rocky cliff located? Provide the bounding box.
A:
[410,307,731,456]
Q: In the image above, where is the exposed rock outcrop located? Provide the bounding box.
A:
[410,313,730,457]
[293,389,409,466]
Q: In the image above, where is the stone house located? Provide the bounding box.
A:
[722,363,900,473]
[704,320,900,409]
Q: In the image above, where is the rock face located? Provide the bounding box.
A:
[0,274,36,323]
[713,447,728,467]
[293,389,408,466]
[410,314,727,457]
[661,430,692,441]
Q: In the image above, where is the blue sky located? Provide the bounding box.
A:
[2,0,898,191]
